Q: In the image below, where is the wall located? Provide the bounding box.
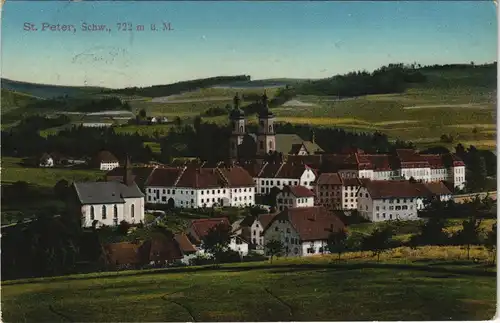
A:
[80,197,144,227]
[264,218,302,257]
[301,240,328,256]
[100,162,120,171]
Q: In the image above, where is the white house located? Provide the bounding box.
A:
[145,166,256,208]
[254,162,317,195]
[39,153,54,167]
[72,180,145,227]
[92,150,120,171]
[263,206,346,257]
[276,185,315,211]
[233,213,278,253]
[357,180,453,222]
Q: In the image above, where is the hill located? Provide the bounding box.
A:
[1,78,106,99]
[1,253,496,321]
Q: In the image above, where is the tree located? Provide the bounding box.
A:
[484,223,497,264]
[54,179,70,200]
[202,223,231,262]
[117,220,131,236]
[265,239,284,263]
[454,216,482,260]
[174,116,182,127]
[327,229,348,260]
[139,108,147,119]
[362,226,394,262]
[410,217,448,247]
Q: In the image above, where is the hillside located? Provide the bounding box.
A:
[1,78,105,99]
[1,253,496,321]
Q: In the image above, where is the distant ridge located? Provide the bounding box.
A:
[1,78,107,99]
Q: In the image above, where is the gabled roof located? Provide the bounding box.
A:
[257,213,278,229]
[145,167,185,187]
[174,233,197,254]
[258,162,312,179]
[275,134,324,155]
[106,166,157,188]
[176,167,224,189]
[265,207,345,241]
[281,185,315,198]
[316,173,343,185]
[103,242,141,266]
[362,180,451,199]
[73,181,144,204]
[289,143,307,155]
[218,166,255,187]
[189,217,230,243]
[94,150,119,163]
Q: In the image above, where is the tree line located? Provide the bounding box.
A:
[104,75,251,97]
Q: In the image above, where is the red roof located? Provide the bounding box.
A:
[146,167,184,187]
[257,213,278,229]
[363,180,452,199]
[190,218,230,243]
[218,166,255,187]
[174,233,197,254]
[267,207,345,241]
[176,167,224,189]
[316,173,343,185]
[282,185,315,198]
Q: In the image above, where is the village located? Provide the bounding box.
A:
[19,92,494,270]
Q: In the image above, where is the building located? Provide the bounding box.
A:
[263,206,345,257]
[314,173,343,210]
[253,162,317,195]
[144,165,256,208]
[288,149,466,190]
[276,185,315,211]
[228,93,324,161]
[187,218,249,257]
[357,180,453,222]
[233,213,278,252]
[70,172,145,227]
[106,163,157,190]
[92,150,120,171]
[39,153,54,167]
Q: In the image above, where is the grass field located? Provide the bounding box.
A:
[1,247,496,322]
[1,157,105,187]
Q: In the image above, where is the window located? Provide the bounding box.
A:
[172,190,176,195]
[376,206,380,211]
[212,190,215,194]
[90,206,95,220]
[191,191,194,195]
[396,199,400,203]
[102,205,107,219]
[201,199,204,203]
[261,180,265,185]
[218,190,220,193]
[201,191,204,195]
[163,189,166,194]
[389,206,394,210]
[114,205,118,219]
[162,196,167,202]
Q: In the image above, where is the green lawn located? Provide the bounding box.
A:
[1,253,496,322]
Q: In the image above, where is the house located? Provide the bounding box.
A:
[92,150,120,171]
[263,206,345,257]
[39,153,54,167]
[233,213,278,253]
[70,174,145,227]
[144,165,256,208]
[341,178,370,211]
[288,149,466,190]
[276,185,315,211]
[357,180,453,222]
[187,217,249,256]
[314,173,343,210]
[254,162,317,195]
[174,233,198,264]
[103,232,197,269]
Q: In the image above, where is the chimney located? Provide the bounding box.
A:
[123,154,133,186]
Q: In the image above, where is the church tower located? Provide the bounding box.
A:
[229,93,246,159]
[256,91,276,156]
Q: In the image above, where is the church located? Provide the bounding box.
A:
[228,92,324,161]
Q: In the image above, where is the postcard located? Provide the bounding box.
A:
[0,1,497,322]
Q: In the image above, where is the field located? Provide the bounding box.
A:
[122,86,496,151]
[1,157,105,187]
[1,247,496,322]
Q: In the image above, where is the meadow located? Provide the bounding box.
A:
[1,157,105,187]
[125,86,496,151]
[1,247,496,322]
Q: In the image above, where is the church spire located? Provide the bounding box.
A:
[261,90,269,109]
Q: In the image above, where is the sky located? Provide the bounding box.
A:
[1,1,498,88]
